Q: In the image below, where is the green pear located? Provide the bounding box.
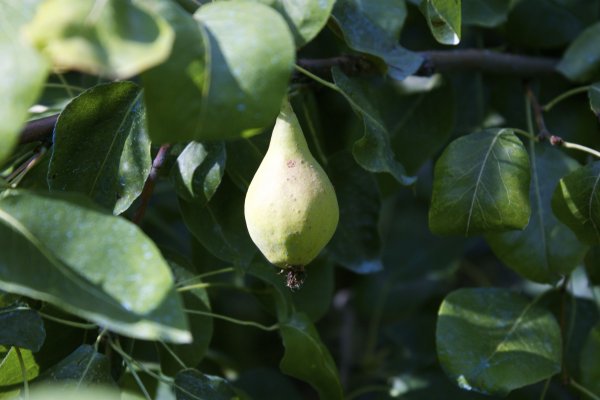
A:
[244,99,339,288]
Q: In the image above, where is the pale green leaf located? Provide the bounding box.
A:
[0,347,39,387]
[266,0,335,47]
[421,0,462,45]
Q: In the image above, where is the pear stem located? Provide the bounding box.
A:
[284,265,306,291]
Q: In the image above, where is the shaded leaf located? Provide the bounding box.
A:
[332,68,416,185]
[0,305,45,352]
[585,246,600,284]
[267,0,335,47]
[26,0,174,78]
[48,82,151,215]
[462,0,510,27]
[552,161,600,245]
[331,0,423,81]
[225,136,267,192]
[486,145,587,283]
[429,129,531,236]
[0,190,190,343]
[37,345,113,385]
[327,151,383,273]
[437,288,561,396]
[580,323,600,396]
[589,82,600,116]
[420,0,462,45]
[236,368,303,400]
[174,369,246,400]
[558,22,600,82]
[172,142,226,205]
[280,313,343,400]
[342,0,407,39]
[0,0,48,165]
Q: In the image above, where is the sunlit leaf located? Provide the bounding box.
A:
[420,0,462,45]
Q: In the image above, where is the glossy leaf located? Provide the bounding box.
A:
[486,145,586,283]
[48,82,151,215]
[552,161,600,245]
[26,0,174,78]
[172,142,226,205]
[332,68,416,185]
[174,369,245,400]
[280,313,343,400]
[589,82,600,116]
[0,0,48,165]
[0,305,45,352]
[0,190,190,343]
[331,0,423,81]
[420,0,462,45]
[462,0,510,27]
[0,347,39,388]
[437,288,561,396]
[267,0,335,47]
[558,22,600,82]
[580,323,600,396]
[429,129,531,236]
[327,151,383,273]
[37,345,113,385]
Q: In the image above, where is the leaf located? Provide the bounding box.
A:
[340,0,407,39]
[26,0,174,78]
[0,347,39,387]
[589,82,600,116]
[429,128,531,236]
[0,0,48,165]
[436,288,561,396]
[171,142,226,205]
[0,305,45,352]
[179,177,256,267]
[29,385,120,400]
[326,151,383,273]
[236,368,303,400]
[174,369,246,400]
[486,145,587,283]
[552,161,600,245]
[580,323,600,396]
[332,68,416,185]
[280,313,343,400]
[585,246,600,284]
[48,82,151,215]
[558,22,600,82]
[266,0,335,47]
[0,190,190,343]
[37,345,113,385]
[420,0,462,45]
[462,0,510,27]
[331,0,423,81]
[225,136,268,192]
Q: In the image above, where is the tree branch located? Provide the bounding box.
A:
[132,144,171,225]
[19,114,59,144]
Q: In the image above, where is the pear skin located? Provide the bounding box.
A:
[244,99,339,283]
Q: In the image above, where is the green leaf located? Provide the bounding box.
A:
[191,1,295,140]
[172,142,226,205]
[486,145,587,283]
[420,0,462,45]
[327,151,383,273]
[280,313,343,400]
[558,22,600,82]
[29,385,120,400]
[589,82,600,116]
[179,177,256,267]
[331,0,423,81]
[26,0,174,78]
[552,161,600,245]
[0,305,45,352]
[37,345,113,385]
[437,288,561,396]
[0,347,39,388]
[340,0,407,39]
[0,190,190,343]
[236,368,303,400]
[332,68,416,185]
[266,0,335,47]
[429,128,531,236]
[585,246,600,284]
[225,137,267,192]
[0,0,48,165]
[580,323,600,396]
[48,82,151,215]
[174,369,246,400]
[462,0,510,27]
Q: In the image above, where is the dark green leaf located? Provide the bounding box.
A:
[0,190,190,343]
[174,369,245,400]
[589,82,600,116]
[420,0,462,45]
[332,68,416,185]
[429,128,531,236]
[558,22,600,82]
[225,136,267,192]
[331,0,423,81]
[179,177,256,267]
[247,262,293,321]
[266,0,335,47]
[37,345,113,385]
[462,0,510,27]
[580,323,600,396]
[585,246,600,284]
[280,313,343,400]
[172,142,226,205]
[236,368,303,400]
[0,305,45,352]
[341,0,407,39]
[48,82,151,215]
[552,161,600,245]
[486,145,587,283]
[289,259,334,322]
[0,0,48,165]
[26,0,174,78]
[327,151,383,273]
[437,288,561,396]
[0,347,39,388]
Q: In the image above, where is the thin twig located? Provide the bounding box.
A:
[183,309,279,331]
[132,144,171,225]
[570,379,600,400]
[19,114,58,144]
[543,86,590,112]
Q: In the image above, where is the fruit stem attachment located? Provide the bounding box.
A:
[284,265,306,291]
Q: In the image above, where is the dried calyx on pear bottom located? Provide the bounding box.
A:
[244,98,339,290]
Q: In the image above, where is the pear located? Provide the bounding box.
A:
[244,99,339,289]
